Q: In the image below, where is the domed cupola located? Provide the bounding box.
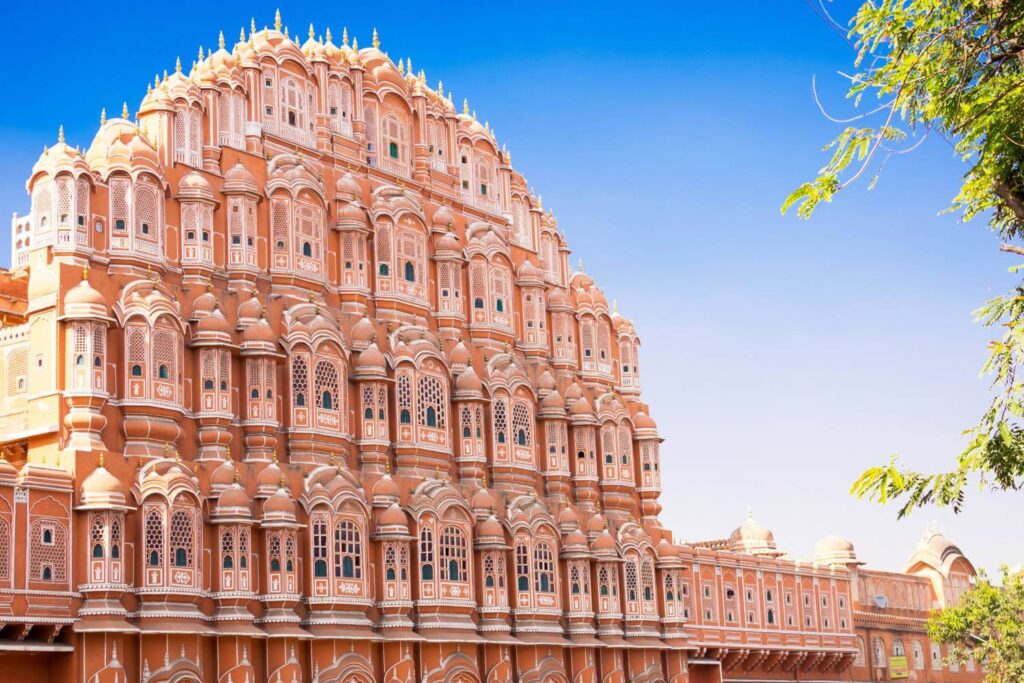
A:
[728,510,782,557]
[814,535,862,568]
[256,457,284,498]
[374,502,411,539]
[371,473,400,507]
[62,268,112,322]
[453,365,483,401]
[262,480,298,525]
[212,478,252,523]
[350,315,376,351]
[352,343,387,380]
[78,455,132,510]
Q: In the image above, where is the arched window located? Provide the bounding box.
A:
[419,525,434,581]
[169,510,194,568]
[145,509,163,567]
[221,529,235,569]
[440,525,468,582]
[334,520,362,579]
[312,516,329,578]
[516,542,530,592]
[404,261,415,282]
[534,542,555,593]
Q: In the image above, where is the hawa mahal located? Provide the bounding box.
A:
[0,12,983,683]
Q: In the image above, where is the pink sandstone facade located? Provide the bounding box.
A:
[0,14,986,683]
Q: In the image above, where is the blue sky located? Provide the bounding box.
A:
[2,1,1020,572]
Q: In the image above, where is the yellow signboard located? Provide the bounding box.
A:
[890,655,909,679]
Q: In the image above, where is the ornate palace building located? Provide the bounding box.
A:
[0,13,985,683]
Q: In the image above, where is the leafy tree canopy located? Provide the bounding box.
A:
[785,0,1024,516]
[928,566,1024,682]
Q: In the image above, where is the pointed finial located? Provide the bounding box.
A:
[121,101,130,119]
[578,259,584,272]
[82,264,89,281]
[397,59,405,76]
[372,27,380,49]
[274,9,282,32]
[326,27,333,43]
[308,23,315,40]
[419,69,426,84]
[198,45,204,60]
[251,17,257,34]
[537,194,543,210]
[406,58,413,75]
[280,474,287,489]
[175,56,182,73]
[352,37,358,50]
[155,74,160,88]
[218,31,225,50]
[239,27,245,43]
[283,26,289,39]
[463,98,469,115]
[613,299,618,314]
[57,125,64,144]
[342,27,349,46]
[437,80,444,97]
[98,452,105,468]
[234,467,241,484]
[100,108,107,126]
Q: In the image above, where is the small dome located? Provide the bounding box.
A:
[435,231,460,253]
[455,366,483,394]
[80,461,129,509]
[547,287,571,310]
[354,343,387,375]
[516,259,544,285]
[216,482,252,515]
[814,535,861,567]
[586,513,605,535]
[176,170,215,202]
[570,395,594,416]
[334,172,362,200]
[477,515,505,540]
[195,306,233,338]
[191,289,218,317]
[372,473,399,501]
[263,484,297,521]
[256,459,284,496]
[656,538,681,558]
[378,502,408,529]
[237,290,263,322]
[210,460,237,491]
[432,204,456,232]
[448,341,471,367]
[558,506,579,526]
[632,411,657,430]
[537,370,556,393]
[471,487,496,511]
[728,511,780,557]
[308,312,335,336]
[351,316,376,348]
[64,276,106,309]
[540,389,565,412]
[243,316,276,345]
[593,530,617,552]
[223,162,259,194]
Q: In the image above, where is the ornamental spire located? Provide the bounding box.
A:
[274,8,282,32]
[463,98,469,115]
[57,125,64,144]
[250,17,256,35]
[372,27,380,49]
[122,102,129,119]
[342,27,349,46]
[198,45,204,60]
[239,27,245,43]
[326,27,333,43]
[175,56,182,73]
[218,31,225,50]
[308,23,314,40]
[100,108,106,126]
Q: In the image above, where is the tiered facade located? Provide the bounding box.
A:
[0,14,984,683]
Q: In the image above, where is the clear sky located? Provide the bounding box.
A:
[1,1,1020,573]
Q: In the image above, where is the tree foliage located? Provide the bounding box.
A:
[928,566,1024,682]
[785,0,1024,516]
